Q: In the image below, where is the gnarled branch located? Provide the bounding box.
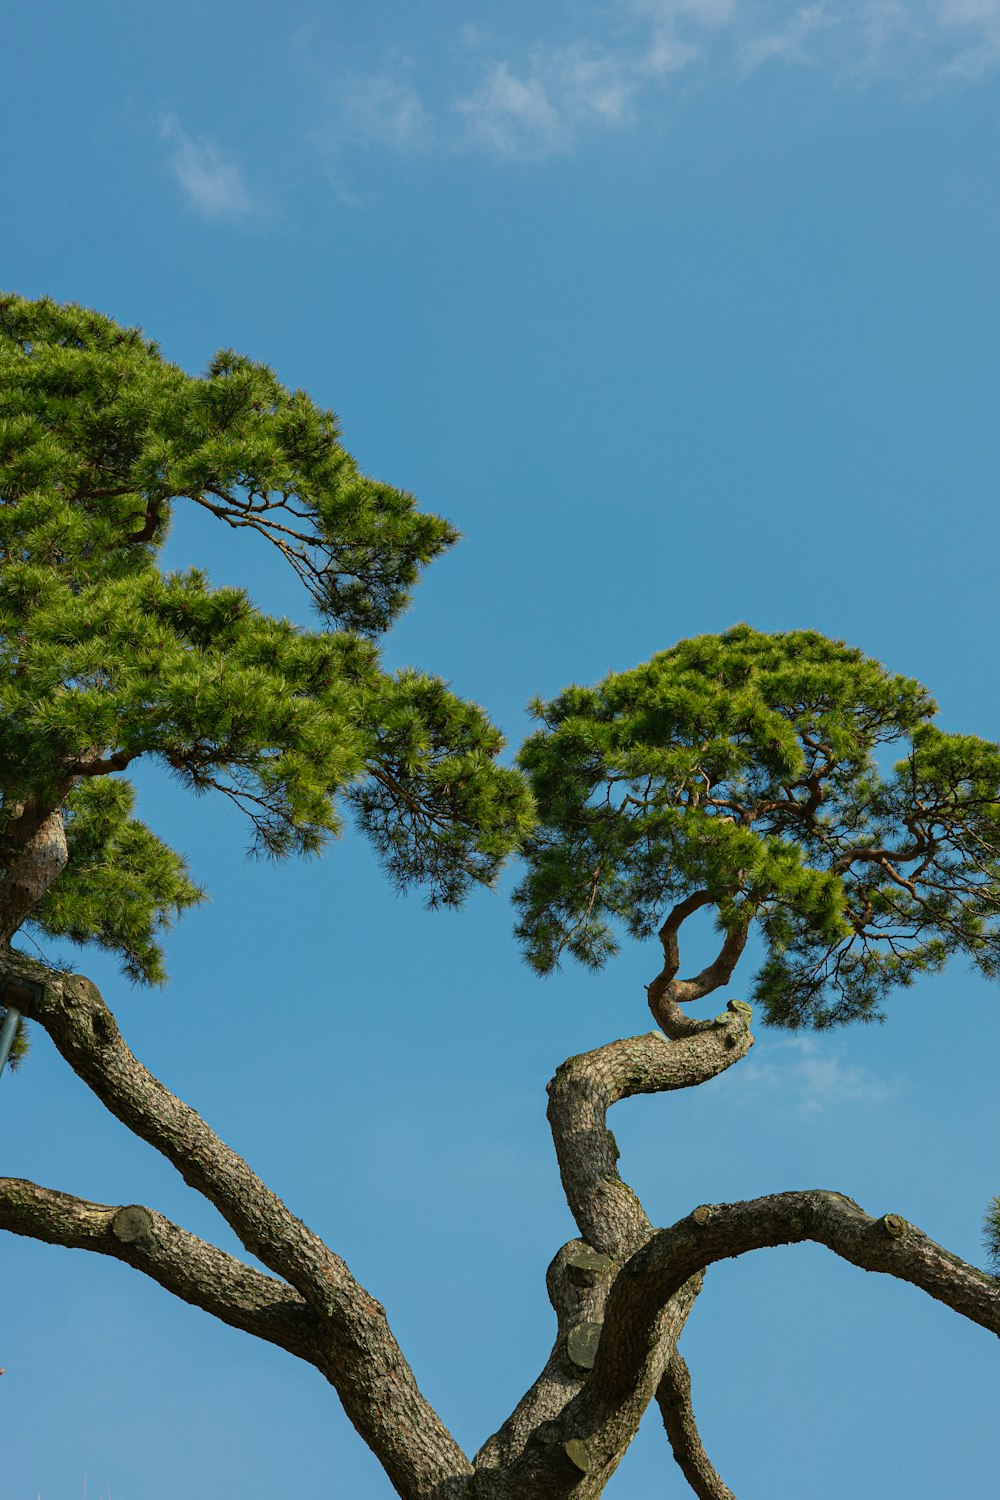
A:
[2,953,471,1500]
[519,1189,1000,1498]
[647,896,750,1038]
[545,1003,754,1258]
[471,1004,755,1494]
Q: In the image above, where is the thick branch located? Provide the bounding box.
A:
[0,1177,321,1363]
[473,1005,755,1494]
[595,1191,1000,1413]
[546,1004,754,1258]
[474,1239,628,1477]
[656,1350,736,1500]
[480,1274,705,1500]
[497,1190,1000,1498]
[3,954,471,1500]
[61,749,136,777]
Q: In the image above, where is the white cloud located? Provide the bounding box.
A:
[737,0,1000,78]
[160,116,254,220]
[309,2,1000,169]
[631,0,738,75]
[740,5,839,71]
[331,71,433,151]
[735,1034,898,1116]
[456,44,638,157]
[933,0,1000,75]
[936,0,1000,20]
[454,2,741,157]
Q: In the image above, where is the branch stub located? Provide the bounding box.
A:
[562,1438,590,1475]
[565,1244,615,1283]
[691,1205,713,1226]
[111,1205,154,1245]
[880,1213,908,1240]
[566,1321,603,1371]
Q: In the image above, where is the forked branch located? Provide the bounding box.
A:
[470,1003,756,1495]
[1,954,471,1500]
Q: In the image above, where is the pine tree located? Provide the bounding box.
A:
[0,293,534,1064]
[2,299,999,1500]
[514,624,1000,1029]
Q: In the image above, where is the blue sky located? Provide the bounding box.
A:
[3,2,1000,1496]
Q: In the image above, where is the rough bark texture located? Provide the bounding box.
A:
[0,800,69,945]
[2,938,996,1500]
[0,797,71,1064]
[545,1006,754,1258]
[0,953,472,1500]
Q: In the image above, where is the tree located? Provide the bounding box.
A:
[2,296,999,1500]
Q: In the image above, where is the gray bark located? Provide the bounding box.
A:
[1,944,995,1500]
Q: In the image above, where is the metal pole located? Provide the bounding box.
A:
[0,1004,20,1080]
[0,975,44,1081]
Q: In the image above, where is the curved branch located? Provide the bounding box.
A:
[473,1005,755,1494]
[647,897,749,1038]
[495,1190,999,1499]
[596,1191,1000,1412]
[3,954,471,1500]
[0,1177,320,1363]
[655,892,713,983]
[656,1349,736,1500]
[546,1003,754,1258]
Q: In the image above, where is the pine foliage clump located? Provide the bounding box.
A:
[515,625,1000,1027]
[0,295,535,1061]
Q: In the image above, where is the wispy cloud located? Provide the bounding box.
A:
[935,0,1000,76]
[327,70,433,152]
[454,2,737,157]
[739,5,840,71]
[304,1,1000,168]
[734,1034,899,1116]
[160,116,255,220]
[456,43,640,157]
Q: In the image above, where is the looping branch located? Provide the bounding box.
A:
[647,895,750,1038]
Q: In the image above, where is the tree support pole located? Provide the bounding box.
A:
[0,975,45,1083]
[0,1005,18,1080]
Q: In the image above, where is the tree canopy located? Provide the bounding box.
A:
[3,297,999,1500]
[0,294,534,1060]
[515,625,1000,1028]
